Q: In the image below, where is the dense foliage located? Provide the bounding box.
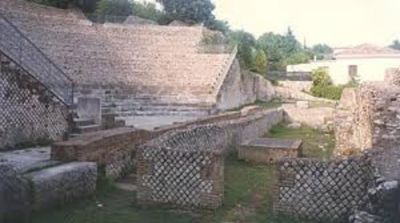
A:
[254,49,268,74]
[131,1,171,24]
[95,0,132,17]
[228,30,257,69]
[389,40,400,50]
[28,0,99,12]
[310,68,343,100]
[157,0,215,24]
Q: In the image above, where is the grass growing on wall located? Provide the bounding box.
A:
[32,124,332,223]
[267,124,335,160]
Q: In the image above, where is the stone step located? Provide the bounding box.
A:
[74,124,102,134]
[73,118,96,127]
[116,105,211,113]
[25,162,97,211]
[115,173,137,192]
[117,110,209,117]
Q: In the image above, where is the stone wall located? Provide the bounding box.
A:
[216,60,275,110]
[274,155,375,222]
[52,107,283,179]
[0,53,69,150]
[52,128,151,179]
[137,126,226,209]
[282,103,335,130]
[278,81,313,93]
[334,79,400,181]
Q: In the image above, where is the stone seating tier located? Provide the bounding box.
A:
[1,8,231,104]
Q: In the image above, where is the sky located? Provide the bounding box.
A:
[143,0,400,47]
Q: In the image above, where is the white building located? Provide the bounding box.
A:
[287,44,400,85]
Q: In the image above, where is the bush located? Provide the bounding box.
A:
[311,85,344,100]
[310,68,343,100]
[254,49,268,74]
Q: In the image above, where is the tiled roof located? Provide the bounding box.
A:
[334,44,400,58]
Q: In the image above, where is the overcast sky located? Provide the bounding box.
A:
[143,0,400,47]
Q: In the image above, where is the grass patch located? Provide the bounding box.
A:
[267,123,335,160]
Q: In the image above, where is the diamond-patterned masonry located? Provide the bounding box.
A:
[137,125,227,209]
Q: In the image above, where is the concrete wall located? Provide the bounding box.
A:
[0,53,69,150]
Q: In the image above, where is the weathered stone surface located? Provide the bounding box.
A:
[0,52,68,151]
[239,138,302,164]
[217,61,275,110]
[27,162,97,211]
[0,147,60,173]
[279,81,313,93]
[349,211,384,223]
[0,164,31,223]
[296,101,309,109]
[274,155,375,222]
[282,104,335,130]
[137,125,227,209]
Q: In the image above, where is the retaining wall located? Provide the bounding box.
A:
[0,53,69,150]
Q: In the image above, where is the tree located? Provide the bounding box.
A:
[312,44,333,60]
[283,27,301,55]
[95,0,132,17]
[254,49,268,74]
[229,30,256,69]
[204,19,230,34]
[257,32,285,70]
[389,40,400,50]
[28,0,99,12]
[131,1,170,24]
[157,0,215,24]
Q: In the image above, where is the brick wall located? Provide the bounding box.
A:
[52,128,152,179]
[0,53,69,150]
[274,155,375,222]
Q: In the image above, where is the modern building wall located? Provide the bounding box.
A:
[287,58,400,85]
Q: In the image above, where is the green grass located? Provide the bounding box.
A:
[267,124,335,160]
[32,124,331,223]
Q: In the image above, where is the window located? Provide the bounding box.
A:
[348,65,358,78]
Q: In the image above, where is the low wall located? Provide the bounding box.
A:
[137,126,226,209]
[274,155,375,222]
[52,128,151,179]
[278,81,312,93]
[0,53,69,150]
[52,107,283,180]
[282,103,335,130]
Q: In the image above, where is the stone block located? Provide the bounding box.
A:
[76,97,101,124]
[27,162,97,210]
[0,164,31,223]
[296,101,309,109]
[239,138,302,164]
